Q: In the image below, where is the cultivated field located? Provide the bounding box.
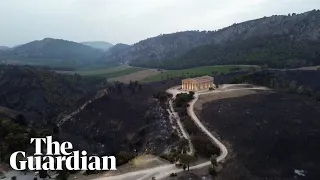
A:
[196,90,320,180]
[56,65,145,78]
[108,69,161,83]
[143,65,260,82]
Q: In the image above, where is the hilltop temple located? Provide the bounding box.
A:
[181,76,214,91]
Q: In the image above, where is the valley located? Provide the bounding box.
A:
[1,6,320,180]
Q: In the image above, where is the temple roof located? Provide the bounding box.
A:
[182,76,214,83]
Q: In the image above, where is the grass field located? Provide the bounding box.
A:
[108,69,161,83]
[57,65,145,78]
[143,65,260,82]
[57,65,131,75]
[101,67,145,78]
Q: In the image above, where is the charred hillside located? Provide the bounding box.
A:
[0,65,103,124]
[60,80,181,156]
[200,91,320,180]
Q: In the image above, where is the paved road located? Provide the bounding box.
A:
[93,84,268,180]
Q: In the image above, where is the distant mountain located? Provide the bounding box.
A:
[100,31,212,64]
[0,38,104,68]
[100,10,320,69]
[99,43,131,64]
[0,46,9,50]
[81,41,113,51]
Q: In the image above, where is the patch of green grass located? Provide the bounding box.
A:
[101,67,144,78]
[143,65,260,82]
[57,65,136,76]
[75,64,128,71]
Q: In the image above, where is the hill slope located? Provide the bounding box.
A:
[0,65,103,124]
[81,41,113,51]
[99,43,131,65]
[101,31,212,64]
[0,38,104,68]
[135,35,320,69]
[0,46,9,50]
[102,10,320,69]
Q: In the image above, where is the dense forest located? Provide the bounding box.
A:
[130,35,320,69]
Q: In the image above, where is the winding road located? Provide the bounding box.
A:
[93,84,268,180]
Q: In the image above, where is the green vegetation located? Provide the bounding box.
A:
[0,38,104,69]
[57,65,130,75]
[57,65,144,78]
[174,92,194,107]
[101,67,143,78]
[133,35,320,70]
[143,65,259,82]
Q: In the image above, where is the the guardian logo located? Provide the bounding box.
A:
[10,136,117,171]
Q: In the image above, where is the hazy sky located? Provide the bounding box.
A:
[0,0,319,47]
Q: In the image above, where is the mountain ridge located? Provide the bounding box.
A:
[0,46,9,50]
[99,10,320,68]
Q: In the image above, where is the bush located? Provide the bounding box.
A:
[170,173,177,177]
[175,92,194,107]
[192,136,220,158]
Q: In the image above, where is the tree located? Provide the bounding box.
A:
[179,154,195,171]
[210,155,218,167]
[182,164,187,171]
[209,155,218,177]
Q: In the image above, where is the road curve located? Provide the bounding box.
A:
[188,92,228,162]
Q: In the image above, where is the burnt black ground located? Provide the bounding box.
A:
[61,79,181,155]
[200,91,320,180]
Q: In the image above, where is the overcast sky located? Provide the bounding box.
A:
[0,0,319,47]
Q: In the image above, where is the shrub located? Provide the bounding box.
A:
[170,173,177,177]
[191,136,220,158]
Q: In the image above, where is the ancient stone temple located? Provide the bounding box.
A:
[181,76,214,91]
